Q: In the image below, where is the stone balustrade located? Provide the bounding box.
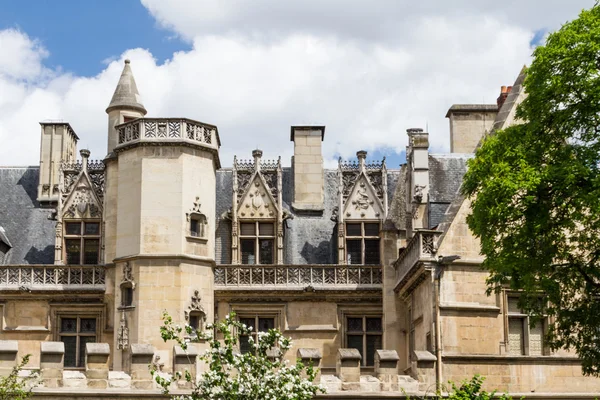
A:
[214,264,382,288]
[0,265,105,290]
[115,118,219,150]
[394,230,440,288]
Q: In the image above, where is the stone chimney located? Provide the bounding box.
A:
[497,85,512,109]
[37,122,79,205]
[406,128,429,233]
[290,126,325,212]
[445,104,498,153]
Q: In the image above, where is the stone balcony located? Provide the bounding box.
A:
[0,265,105,292]
[115,118,219,151]
[393,230,440,292]
[214,264,382,290]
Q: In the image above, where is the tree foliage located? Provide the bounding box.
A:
[462,5,600,375]
[0,355,37,400]
[408,375,512,400]
[153,312,324,400]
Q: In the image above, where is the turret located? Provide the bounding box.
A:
[105,59,147,155]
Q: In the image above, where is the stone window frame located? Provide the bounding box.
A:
[238,220,277,265]
[338,305,383,367]
[503,292,548,356]
[229,303,285,352]
[63,219,102,265]
[120,282,134,308]
[50,304,104,369]
[344,221,381,265]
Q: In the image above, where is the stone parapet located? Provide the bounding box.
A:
[412,350,436,392]
[375,349,400,391]
[40,341,64,388]
[0,340,18,377]
[297,348,322,382]
[336,348,361,390]
[85,343,110,388]
[129,344,155,390]
[173,345,198,389]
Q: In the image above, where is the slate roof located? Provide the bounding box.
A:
[428,154,472,229]
[106,60,147,115]
[0,167,55,264]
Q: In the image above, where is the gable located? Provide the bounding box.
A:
[237,174,278,219]
[62,172,103,219]
[343,173,384,220]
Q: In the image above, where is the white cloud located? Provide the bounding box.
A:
[0,1,594,167]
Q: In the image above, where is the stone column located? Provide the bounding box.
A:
[0,340,18,377]
[297,348,322,383]
[129,344,155,390]
[85,343,110,389]
[173,345,198,389]
[40,342,65,388]
[336,348,361,391]
[375,350,399,391]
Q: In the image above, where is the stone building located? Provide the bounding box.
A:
[0,61,599,398]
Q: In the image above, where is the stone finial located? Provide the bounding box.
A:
[253,149,263,171]
[124,59,131,64]
[80,149,90,171]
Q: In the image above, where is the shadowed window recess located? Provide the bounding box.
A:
[60,316,97,368]
[345,222,380,265]
[238,315,275,354]
[346,316,382,366]
[64,221,101,265]
[240,222,275,265]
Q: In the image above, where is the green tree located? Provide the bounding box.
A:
[152,312,324,400]
[462,5,600,375]
[0,355,38,400]
[407,375,512,400]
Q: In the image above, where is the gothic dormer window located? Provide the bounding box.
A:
[232,150,284,265]
[336,151,387,265]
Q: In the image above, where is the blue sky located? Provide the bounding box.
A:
[0,0,188,76]
[0,0,594,167]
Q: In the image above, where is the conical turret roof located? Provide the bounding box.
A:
[106,59,147,115]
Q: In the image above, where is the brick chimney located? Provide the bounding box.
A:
[497,85,512,109]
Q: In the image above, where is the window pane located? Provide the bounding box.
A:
[240,223,255,236]
[259,239,274,264]
[346,223,361,236]
[79,336,96,368]
[65,223,81,235]
[240,317,255,331]
[364,239,380,265]
[258,318,275,332]
[189,315,200,330]
[239,335,252,354]
[83,239,99,265]
[508,318,525,355]
[190,219,199,236]
[241,239,256,265]
[80,318,97,333]
[84,222,100,235]
[65,239,81,265]
[61,318,77,333]
[346,239,362,265]
[61,336,77,367]
[366,317,382,332]
[347,317,363,332]
[347,335,363,360]
[366,335,382,366]
[259,223,274,236]
[121,287,133,307]
[530,320,544,356]
[364,223,379,236]
[508,297,521,314]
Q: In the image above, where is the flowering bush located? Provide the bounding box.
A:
[152,312,325,400]
[0,354,38,400]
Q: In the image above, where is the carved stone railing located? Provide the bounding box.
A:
[0,265,105,290]
[115,118,219,150]
[394,230,441,287]
[214,265,382,288]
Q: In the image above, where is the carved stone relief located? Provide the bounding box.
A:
[343,175,383,219]
[117,312,129,350]
[238,178,276,219]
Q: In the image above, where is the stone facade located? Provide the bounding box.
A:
[0,63,599,399]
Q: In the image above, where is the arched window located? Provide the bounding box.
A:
[189,213,207,238]
[120,282,134,308]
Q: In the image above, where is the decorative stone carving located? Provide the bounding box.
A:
[343,176,383,219]
[185,290,206,324]
[238,178,276,219]
[61,175,102,219]
[352,183,372,211]
[413,185,426,203]
[122,262,135,289]
[117,312,129,350]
